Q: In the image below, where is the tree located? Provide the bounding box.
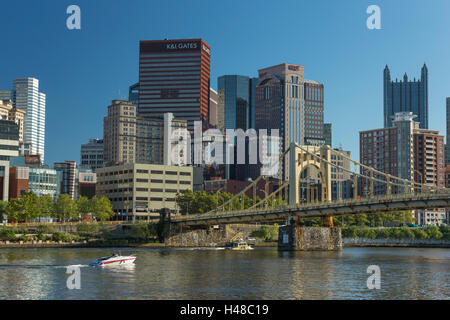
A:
[91,197,114,221]
[425,225,443,240]
[193,191,216,213]
[54,194,78,222]
[76,195,92,219]
[39,195,54,221]
[6,199,23,222]
[0,201,7,221]
[270,223,279,241]
[250,226,270,240]
[21,192,41,222]
[176,190,194,214]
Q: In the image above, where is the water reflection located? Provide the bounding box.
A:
[0,247,448,299]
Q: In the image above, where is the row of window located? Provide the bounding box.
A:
[98,170,191,176]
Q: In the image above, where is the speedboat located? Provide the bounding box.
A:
[229,241,254,250]
[89,253,136,267]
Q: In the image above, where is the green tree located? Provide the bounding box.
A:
[6,198,23,222]
[39,195,54,220]
[129,221,151,241]
[412,228,429,239]
[54,194,78,222]
[76,195,92,220]
[270,223,279,241]
[0,201,7,221]
[193,191,216,213]
[424,225,443,240]
[342,226,358,238]
[91,197,114,221]
[21,192,41,222]
[176,189,195,214]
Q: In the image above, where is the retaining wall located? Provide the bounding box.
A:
[343,237,450,248]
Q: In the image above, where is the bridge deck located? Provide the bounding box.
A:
[171,193,450,226]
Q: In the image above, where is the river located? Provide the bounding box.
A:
[0,247,448,299]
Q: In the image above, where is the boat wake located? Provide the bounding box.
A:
[0,264,88,269]
[173,247,226,251]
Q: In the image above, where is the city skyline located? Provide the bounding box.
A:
[0,1,450,166]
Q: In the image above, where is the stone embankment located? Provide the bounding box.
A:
[343,237,450,248]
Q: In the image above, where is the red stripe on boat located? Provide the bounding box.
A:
[101,258,136,265]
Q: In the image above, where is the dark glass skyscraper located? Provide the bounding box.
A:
[383,64,428,129]
[217,75,257,131]
[217,75,258,181]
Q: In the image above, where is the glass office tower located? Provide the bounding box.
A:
[217,75,257,132]
[217,75,258,180]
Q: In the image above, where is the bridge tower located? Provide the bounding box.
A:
[288,143,333,227]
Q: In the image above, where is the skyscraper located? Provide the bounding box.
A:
[360,112,418,195]
[54,161,78,200]
[324,123,332,147]
[413,129,445,188]
[129,83,139,108]
[0,99,26,144]
[255,63,324,178]
[103,100,188,166]
[217,75,258,180]
[383,64,428,129]
[445,97,450,165]
[217,75,257,132]
[0,78,46,162]
[303,79,325,145]
[360,111,445,215]
[138,39,211,130]
[80,138,104,171]
[208,88,218,128]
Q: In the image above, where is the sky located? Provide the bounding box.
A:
[1,0,449,166]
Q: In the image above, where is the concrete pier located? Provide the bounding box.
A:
[278,225,342,251]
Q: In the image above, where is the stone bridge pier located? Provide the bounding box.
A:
[278,219,342,251]
[165,223,262,247]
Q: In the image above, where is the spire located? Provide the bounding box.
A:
[384,65,391,82]
[421,63,428,81]
[403,73,408,82]
[422,62,428,73]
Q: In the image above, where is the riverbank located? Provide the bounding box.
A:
[2,239,449,249]
[343,237,450,248]
[0,240,278,249]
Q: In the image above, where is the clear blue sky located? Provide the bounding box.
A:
[1,0,449,166]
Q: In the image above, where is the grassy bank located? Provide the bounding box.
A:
[0,220,169,245]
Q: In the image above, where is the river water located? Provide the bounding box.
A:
[0,247,448,300]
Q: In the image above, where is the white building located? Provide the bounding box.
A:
[0,78,46,162]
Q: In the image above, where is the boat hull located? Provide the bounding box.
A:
[90,256,136,267]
